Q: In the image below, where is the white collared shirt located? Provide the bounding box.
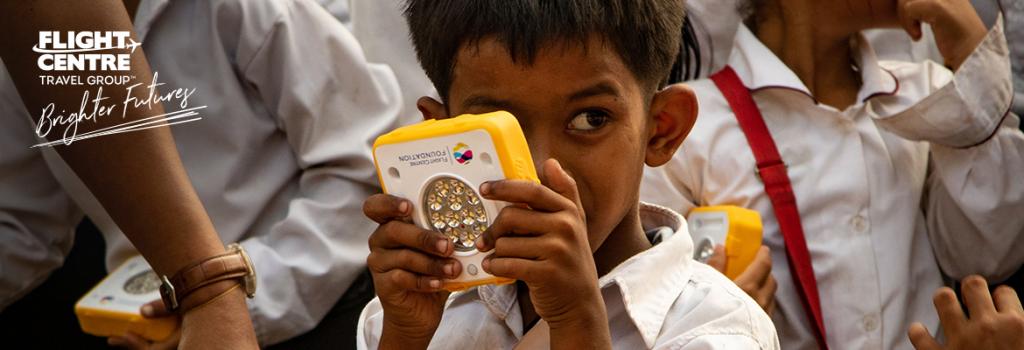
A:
[356,203,780,349]
[641,18,1023,350]
[0,0,402,345]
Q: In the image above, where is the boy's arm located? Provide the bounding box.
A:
[873,18,1024,281]
[233,0,402,344]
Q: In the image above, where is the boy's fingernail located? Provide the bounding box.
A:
[141,304,154,317]
[481,258,490,272]
[398,201,410,214]
[443,263,455,276]
[480,182,491,195]
[429,279,442,289]
[436,239,449,254]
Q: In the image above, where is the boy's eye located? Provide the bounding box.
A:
[567,110,610,131]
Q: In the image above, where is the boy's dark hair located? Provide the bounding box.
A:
[403,0,687,101]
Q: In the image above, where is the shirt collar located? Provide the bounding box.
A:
[132,0,171,42]
[728,24,899,105]
[473,202,694,348]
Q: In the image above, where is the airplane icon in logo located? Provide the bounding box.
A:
[125,38,141,53]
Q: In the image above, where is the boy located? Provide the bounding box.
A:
[357,1,780,349]
[642,0,1023,349]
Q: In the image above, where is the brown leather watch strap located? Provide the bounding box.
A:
[170,253,249,301]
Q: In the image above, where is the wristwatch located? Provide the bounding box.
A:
[159,243,257,312]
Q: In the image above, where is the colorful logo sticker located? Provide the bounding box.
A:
[453,142,473,164]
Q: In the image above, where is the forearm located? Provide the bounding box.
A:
[0,0,226,283]
[0,1,256,347]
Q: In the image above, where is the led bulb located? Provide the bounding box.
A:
[422,176,489,251]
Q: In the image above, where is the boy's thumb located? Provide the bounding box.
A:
[541,158,580,204]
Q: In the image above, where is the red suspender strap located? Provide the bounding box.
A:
[710,66,829,349]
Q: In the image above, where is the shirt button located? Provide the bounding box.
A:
[850,214,869,233]
[862,314,879,332]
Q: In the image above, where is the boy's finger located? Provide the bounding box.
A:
[481,256,540,281]
[363,194,412,224]
[539,159,584,211]
[369,221,453,257]
[933,287,966,333]
[383,269,446,292]
[737,246,773,286]
[478,206,554,251]
[489,235,548,260]
[140,299,172,318]
[961,275,997,318]
[757,275,778,308]
[907,322,941,350]
[706,245,727,272]
[993,285,1023,313]
[765,297,777,316]
[368,248,461,278]
[480,179,572,213]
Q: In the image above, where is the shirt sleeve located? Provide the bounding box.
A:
[234,0,402,344]
[355,297,385,350]
[653,268,781,350]
[0,81,82,311]
[872,17,1024,281]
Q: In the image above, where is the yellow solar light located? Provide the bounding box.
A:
[75,255,177,341]
[373,111,539,291]
[688,206,763,279]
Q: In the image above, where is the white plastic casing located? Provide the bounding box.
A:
[374,129,513,289]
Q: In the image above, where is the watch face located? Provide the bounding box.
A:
[123,270,161,295]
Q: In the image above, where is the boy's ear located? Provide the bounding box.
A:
[646,84,697,167]
[416,96,449,121]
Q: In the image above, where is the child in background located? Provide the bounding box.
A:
[357,0,780,348]
[642,0,1024,349]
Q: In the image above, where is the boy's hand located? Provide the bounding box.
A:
[477,159,608,334]
[898,0,988,70]
[908,275,1024,350]
[707,245,777,315]
[364,194,459,347]
[106,300,180,350]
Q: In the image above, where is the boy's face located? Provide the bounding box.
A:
[418,36,696,251]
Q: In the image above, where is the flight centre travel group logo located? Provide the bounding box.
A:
[34,31,140,73]
[29,31,206,148]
